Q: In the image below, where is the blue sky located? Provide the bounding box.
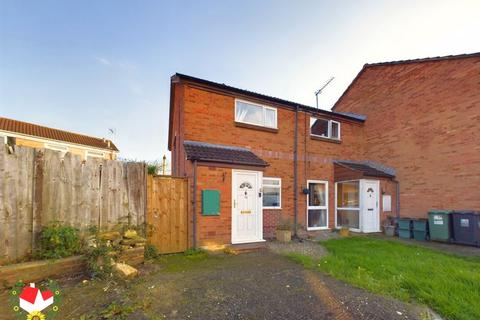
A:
[1,0,479,161]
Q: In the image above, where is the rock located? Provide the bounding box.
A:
[113,263,138,279]
[124,229,138,239]
[99,231,121,241]
[121,236,146,246]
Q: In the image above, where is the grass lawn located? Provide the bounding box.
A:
[288,237,480,320]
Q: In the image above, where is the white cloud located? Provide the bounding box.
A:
[94,56,112,66]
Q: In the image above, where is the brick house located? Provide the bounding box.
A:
[0,117,119,160]
[332,52,480,219]
[168,52,479,249]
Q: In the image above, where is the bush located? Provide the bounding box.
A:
[144,244,160,260]
[36,222,81,259]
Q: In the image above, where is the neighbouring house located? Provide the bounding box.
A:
[0,117,119,160]
[332,53,480,218]
[169,52,479,249]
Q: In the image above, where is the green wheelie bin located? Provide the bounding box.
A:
[428,210,452,242]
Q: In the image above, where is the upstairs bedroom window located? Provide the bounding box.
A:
[235,99,277,129]
[310,117,340,140]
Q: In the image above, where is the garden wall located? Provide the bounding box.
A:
[0,146,147,264]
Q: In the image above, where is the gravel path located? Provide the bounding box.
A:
[267,239,327,258]
[0,251,434,320]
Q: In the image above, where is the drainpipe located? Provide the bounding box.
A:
[192,160,198,248]
[293,106,299,237]
[394,179,400,219]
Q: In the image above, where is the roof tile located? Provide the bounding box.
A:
[184,140,268,167]
[0,117,119,151]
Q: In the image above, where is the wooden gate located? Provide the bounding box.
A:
[147,175,189,254]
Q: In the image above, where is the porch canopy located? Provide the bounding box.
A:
[184,140,269,168]
[334,160,395,181]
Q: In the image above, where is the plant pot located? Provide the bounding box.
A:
[276,229,292,242]
[339,227,350,237]
[384,225,396,237]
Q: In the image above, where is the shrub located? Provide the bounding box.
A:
[36,222,81,259]
[84,232,116,279]
[144,243,160,260]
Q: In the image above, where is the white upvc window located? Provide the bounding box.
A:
[86,150,105,159]
[310,117,341,140]
[307,180,329,230]
[263,177,281,209]
[45,143,68,152]
[235,99,277,129]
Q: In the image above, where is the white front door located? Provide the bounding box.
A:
[361,180,380,233]
[232,170,263,244]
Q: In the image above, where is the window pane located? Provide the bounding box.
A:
[308,209,327,228]
[337,209,359,229]
[236,101,264,125]
[337,181,359,208]
[309,183,326,207]
[331,122,340,139]
[265,108,276,128]
[263,178,280,186]
[310,118,329,137]
[263,186,280,207]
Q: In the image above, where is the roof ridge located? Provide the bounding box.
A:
[0,116,113,143]
[365,52,480,68]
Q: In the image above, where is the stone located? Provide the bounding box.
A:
[121,236,146,246]
[124,229,138,239]
[98,231,121,241]
[113,263,138,279]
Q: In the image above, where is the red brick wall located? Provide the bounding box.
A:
[195,165,232,248]
[334,57,480,218]
[171,83,367,244]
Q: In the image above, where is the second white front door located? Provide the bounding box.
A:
[232,170,263,244]
[361,180,380,233]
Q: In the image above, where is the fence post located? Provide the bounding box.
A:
[31,149,44,252]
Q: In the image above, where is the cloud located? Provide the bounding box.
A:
[94,56,112,66]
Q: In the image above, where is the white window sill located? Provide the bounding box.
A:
[307,227,330,231]
[263,207,281,210]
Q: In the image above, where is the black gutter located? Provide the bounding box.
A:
[293,106,299,237]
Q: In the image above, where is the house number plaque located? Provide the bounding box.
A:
[241,210,252,214]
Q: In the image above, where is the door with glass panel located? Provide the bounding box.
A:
[336,181,360,230]
[307,180,328,230]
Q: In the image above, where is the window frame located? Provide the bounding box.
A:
[235,99,278,129]
[86,150,105,159]
[306,180,329,230]
[262,177,281,209]
[310,117,341,140]
[45,143,69,152]
[335,180,361,231]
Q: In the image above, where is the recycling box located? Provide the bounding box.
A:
[398,218,412,239]
[412,219,428,241]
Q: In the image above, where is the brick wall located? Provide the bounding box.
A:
[334,56,480,218]
[195,165,233,248]
[171,83,368,244]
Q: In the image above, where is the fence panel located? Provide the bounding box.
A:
[147,176,188,254]
[0,146,147,264]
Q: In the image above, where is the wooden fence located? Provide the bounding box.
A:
[147,175,189,254]
[0,146,147,264]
